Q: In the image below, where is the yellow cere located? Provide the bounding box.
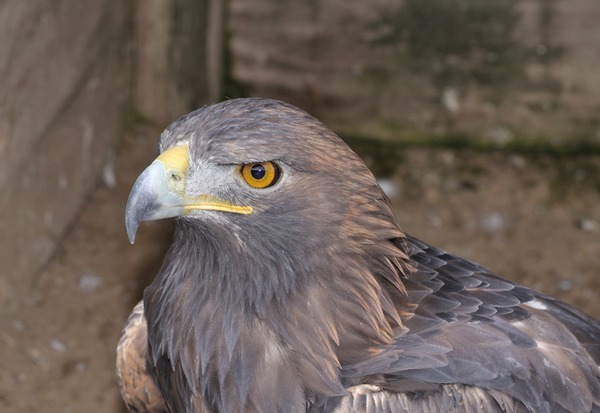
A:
[156,144,190,173]
[156,144,190,193]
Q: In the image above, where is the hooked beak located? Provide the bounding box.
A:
[125,144,252,243]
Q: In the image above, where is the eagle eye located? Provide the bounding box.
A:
[240,161,281,189]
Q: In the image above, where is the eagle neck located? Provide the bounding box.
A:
[145,221,342,411]
[144,213,409,411]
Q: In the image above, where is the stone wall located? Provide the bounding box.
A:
[0,1,133,310]
[229,0,600,149]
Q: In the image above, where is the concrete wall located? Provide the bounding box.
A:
[229,0,600,149]
[0,1,133,310]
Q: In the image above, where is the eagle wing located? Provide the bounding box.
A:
[333,236,600,412]
[117,301,169,413]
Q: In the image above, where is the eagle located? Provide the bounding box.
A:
[117,98,600,413]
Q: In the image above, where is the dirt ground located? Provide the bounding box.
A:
[0,126,599,413]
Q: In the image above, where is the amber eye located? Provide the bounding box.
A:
[240,161,281,189]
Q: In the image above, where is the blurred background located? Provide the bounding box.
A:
[1,0,599,411]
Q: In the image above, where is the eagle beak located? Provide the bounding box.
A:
[125,144,252,244]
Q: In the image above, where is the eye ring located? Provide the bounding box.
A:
[240,161,281,189]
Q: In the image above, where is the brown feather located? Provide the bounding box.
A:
[117,301,170,413]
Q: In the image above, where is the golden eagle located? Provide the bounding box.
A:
[117,98,600,412]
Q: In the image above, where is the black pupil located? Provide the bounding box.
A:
[250,164,266,180]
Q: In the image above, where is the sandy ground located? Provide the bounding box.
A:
[0,126,599,412]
